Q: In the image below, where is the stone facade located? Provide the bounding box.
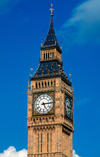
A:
[27,77,74,157]
[27,5,74,157]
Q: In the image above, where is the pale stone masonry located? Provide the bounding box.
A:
[27,4,74,157]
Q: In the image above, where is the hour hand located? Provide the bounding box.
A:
[41,102,45,105]
[41,102,46,109]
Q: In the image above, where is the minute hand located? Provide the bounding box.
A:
[43,102,53,105]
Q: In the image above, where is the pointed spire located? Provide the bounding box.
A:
[41,4,62,53]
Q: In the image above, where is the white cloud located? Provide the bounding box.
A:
[0,147,80,157]
[0,0,22,14]
[0,146,27,157]
[73,150,81,157]
[58,0,100,45]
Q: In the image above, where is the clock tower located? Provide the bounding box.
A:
[27,4,74,157]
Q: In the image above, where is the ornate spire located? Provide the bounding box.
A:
[41,4,62,53]
[50,4,54,17]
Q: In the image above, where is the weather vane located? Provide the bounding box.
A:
[50,4,54,16]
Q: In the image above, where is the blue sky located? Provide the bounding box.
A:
[0,0,100,157]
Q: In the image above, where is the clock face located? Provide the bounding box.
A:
[65,97,72,117]
[34,94,53,114]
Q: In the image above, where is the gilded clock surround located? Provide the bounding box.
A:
[33,91,55,116]
[27,4,74,157]
[64,93,73,121]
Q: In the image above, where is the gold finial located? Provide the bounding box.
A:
[50,3,54,16]
[30,67,33,78]
[30,67,33,73]
[69,73,72,82]
[41,37,43,46]
[60,40,62,50]
[69,73,72,77]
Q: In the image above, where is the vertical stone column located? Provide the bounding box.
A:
[28,127,33,156]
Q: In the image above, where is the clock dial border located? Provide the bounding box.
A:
[35,94,53,114]
[65,97,71,117]
[64,93,73,120]
[33,91,55,116]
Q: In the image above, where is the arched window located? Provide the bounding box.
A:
[42,81,43,87]
[36,82,37,88]
[44,53,45,60]
[48,53,49,59]
[47,133,49,152]
[41,133,42,152]
[38,134,39,152]
[48,81,49,87]
[46,53,47,60]
[45,81,47,87]
[51,81,53,86]
[39,82,40,88]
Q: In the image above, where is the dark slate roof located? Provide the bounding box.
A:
[30,61,71,86]
[41,16,62,53]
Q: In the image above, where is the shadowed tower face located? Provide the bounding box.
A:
[27,4,74,157]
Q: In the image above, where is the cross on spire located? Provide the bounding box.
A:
[41,3,62,53]
[50,3,54,16]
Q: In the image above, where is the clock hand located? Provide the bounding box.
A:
[67,106,71,109]
[41,102,47,109]
[41,102,45,105]
[43,102,53,105]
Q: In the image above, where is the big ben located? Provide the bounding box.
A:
[27,4,74,157]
